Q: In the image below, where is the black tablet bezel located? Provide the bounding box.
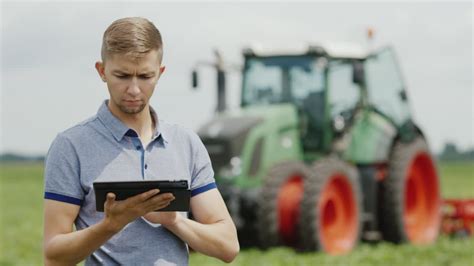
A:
[93,180,190,212]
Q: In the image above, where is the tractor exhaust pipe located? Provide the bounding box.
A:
[215,49,227,113]
[191,49,227,113]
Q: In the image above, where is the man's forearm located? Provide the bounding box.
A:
[165,216,239,263]
[44,219,120,265]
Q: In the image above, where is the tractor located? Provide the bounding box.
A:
[191,42,441,254]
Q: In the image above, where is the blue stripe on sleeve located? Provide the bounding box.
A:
[44,192,83,206]
[191,182,217,197]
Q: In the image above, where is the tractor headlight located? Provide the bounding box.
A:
[281,135,293,148]
[219,156,242,179]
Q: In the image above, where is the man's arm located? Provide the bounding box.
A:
[43,190,174,265]
[144,188,239,263]
[43,200,118,265]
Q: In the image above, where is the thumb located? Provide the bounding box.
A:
[104,192,116,208]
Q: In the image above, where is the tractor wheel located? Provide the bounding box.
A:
[380,137,441,244]
[299,157,362,255]
[256,161,310,248]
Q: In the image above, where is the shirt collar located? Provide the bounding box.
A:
[97,100,168,144]
[150,106,169,145]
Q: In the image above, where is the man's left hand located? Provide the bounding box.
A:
[143,211,180,227]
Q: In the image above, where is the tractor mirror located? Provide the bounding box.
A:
[192,70,199,89]
[352,61,365,85]
[399,90,408,101]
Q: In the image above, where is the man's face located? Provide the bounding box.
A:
[95,50,165,115]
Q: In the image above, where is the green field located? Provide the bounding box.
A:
[0,161,473,266]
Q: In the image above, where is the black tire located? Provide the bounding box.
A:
[299,157,362,254]
[256,161,310,249]
[380,137,441,244]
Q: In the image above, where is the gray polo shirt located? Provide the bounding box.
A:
[44,100,216,265]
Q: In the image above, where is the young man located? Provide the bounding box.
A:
[43,17,239,265]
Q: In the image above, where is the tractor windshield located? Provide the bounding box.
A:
[242,56,325,107]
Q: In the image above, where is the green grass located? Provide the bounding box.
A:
[439,161,474,199]
[0,163,44,265]
[191,238,474,266]
[0,161,473,266]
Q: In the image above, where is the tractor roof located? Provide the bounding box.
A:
[242,42,369,60]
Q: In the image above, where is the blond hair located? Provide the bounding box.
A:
[101,17,163,62]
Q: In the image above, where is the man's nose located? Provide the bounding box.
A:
[127,77,140,96]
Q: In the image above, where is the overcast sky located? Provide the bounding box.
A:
[1,1,472,155]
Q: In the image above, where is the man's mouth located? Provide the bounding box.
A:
[123,100,142,106]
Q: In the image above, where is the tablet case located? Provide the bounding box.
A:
[93,180,190,212]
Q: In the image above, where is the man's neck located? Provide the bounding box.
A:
[108,102,155,143]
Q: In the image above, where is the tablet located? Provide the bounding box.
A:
[93,180,190,212]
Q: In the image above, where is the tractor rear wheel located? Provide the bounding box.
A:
[380,137,441,244]
[299,157,362,254]
[257,161,310,248]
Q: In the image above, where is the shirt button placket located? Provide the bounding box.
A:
[132,138,145,179]
[143,150,147,180]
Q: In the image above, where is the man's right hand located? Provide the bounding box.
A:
[43,190,175,265]
[103,189,175,232]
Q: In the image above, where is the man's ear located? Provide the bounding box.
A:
[159,65,166,75]
[95,61,106,82]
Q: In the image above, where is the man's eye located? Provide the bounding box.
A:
[115,75,129,79]
[139,75,153,79]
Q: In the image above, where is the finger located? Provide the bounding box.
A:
[142,193,174,211]
[146,198,173,212]
[152,193,175,203]
[106,192,116,203]
[104,192,116,209]
[129,189,160,204]
[144,194,174,209]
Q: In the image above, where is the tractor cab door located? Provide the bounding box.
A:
[345,47,412,163]
[364,47,411,128]
[327,59,362,134]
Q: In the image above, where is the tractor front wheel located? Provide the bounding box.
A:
[299,157,362,254]
[257,161,310,248]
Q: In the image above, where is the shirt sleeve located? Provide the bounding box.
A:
[43,133,84,205]
[189,131,216,197]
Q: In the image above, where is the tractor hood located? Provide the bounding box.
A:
[198,115,263,142]
[198,104,299,174]
[198,104,297,142]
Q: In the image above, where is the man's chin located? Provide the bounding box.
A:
[119,105,146,114]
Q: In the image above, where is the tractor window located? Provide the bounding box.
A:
[290,64,325,105]
[364,48,410,126]
[242,60,282,105]
[242,56,324,107]
[328,61,361,119]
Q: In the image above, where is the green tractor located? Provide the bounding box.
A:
[192,43,441,254]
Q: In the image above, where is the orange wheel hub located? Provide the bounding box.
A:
[277,175,304,245]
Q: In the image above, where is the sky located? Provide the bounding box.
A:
[1,1,472,155]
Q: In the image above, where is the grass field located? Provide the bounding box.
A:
[0,161,473,266]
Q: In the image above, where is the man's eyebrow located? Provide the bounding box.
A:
[139,71,156,75]
[112,70,129,75]
[111,70,155,75]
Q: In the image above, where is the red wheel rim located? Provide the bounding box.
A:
[317,174,358,254]
[277,175,304,245]
[403,152,440,244]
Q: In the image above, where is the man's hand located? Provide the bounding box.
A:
[103,189,175,232]
[142,211,179,227]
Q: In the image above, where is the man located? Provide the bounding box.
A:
[43,17,239,265]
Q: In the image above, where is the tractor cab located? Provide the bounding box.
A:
[240,44,366,154]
